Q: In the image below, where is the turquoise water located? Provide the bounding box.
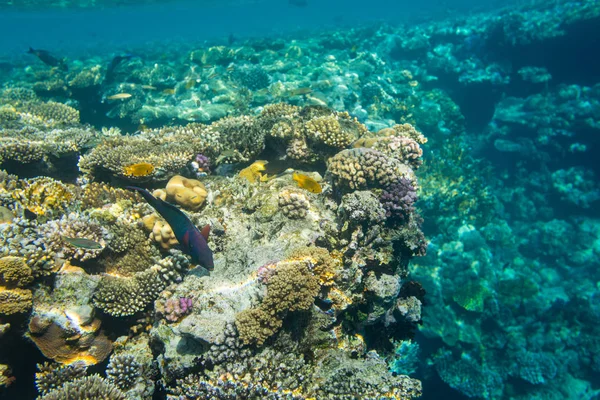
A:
[0,0,599,399]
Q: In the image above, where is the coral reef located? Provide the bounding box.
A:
[35,362,87,395]
[37,375,126,400]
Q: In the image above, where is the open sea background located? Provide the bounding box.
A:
[0,0,599,399]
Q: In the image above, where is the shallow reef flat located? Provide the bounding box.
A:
[0,0,600,398]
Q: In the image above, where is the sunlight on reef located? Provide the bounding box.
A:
[0,0,599,398]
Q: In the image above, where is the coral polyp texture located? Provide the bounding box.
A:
[0,0,596,398]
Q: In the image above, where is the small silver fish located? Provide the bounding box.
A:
[62,236,104,250]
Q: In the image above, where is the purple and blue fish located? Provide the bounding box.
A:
[126,186,214,271]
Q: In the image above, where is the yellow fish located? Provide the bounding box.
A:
[141,85,157,90]
[293,172,322,194]
[123,162,155,177]
[107,93,132,100]
[162,88,176,95]
[239,160,268,183]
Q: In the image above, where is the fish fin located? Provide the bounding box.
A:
[201,224,210,241]
[27,47,34,54]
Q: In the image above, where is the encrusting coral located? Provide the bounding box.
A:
[153,174,208,211]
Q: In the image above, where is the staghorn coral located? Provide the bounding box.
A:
[35,362,87,395]
[106,354,141,390]
[327,148,415,191]
[278,189,310,219]
[37,375,126,400]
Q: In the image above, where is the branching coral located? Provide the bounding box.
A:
[106,354,141,390]
[93,253,188,316]
[78,126,218,181]
[210,116,265,164]
[380,177,417,224]
[37,375,126,400]
[35,362,87,395]
[327,148,415,191]
[37,212,111,262]
[278,189,310,219]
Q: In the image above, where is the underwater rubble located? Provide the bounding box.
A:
[0,0,599,398]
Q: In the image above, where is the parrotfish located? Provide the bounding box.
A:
[27,47,68,71]
[126,186,214,271]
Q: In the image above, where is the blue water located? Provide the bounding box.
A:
[1,0,599,399]
[0,0,509,55]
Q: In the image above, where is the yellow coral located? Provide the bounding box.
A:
[239,160,269,183]
[142,214,178,250]
[0,286,32,315]
[12,177,74,215]
[164,175,208,210]
[0,256,33,288]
